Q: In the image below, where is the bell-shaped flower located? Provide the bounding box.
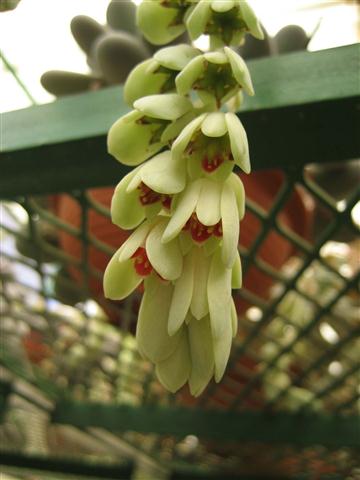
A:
[104,218,183,301]
[172,112,250,181]
[124,44,201,106]
[137,0,194,46]
[111,150,186,230]
[187,0,263,47]
[162,174,245,268]
[108,94,194,166]
[176,47,254,106]
[138,271,239,395]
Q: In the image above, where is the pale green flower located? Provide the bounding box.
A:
[124,44,201,106]
[137,0,195,46]
[103,218,183,301]
[172,112,250,179]
[138,270,239,395]
[176,47,254,106]
[162,173,245,268]
[111,150,186,229]
[187,0,264,47]
[108,94,194,166]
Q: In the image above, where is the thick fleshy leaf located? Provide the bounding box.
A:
[171,114,206,161]
[200,112,227,138]
[154,44,201,71]
[146,221,183,280]
[156,327,191,392]
[221,182,239,268]
[108,110,163,165]
[134,94,192,121]
[118,220,153,262]
[124,59,169,106]
[162,180,202,243]
[103,251,142,300]
[186,0,211,40]
[213,314,232,382]
[168,251,194,336]
[230,299,238,338]
[231,251,242,289]
[175,55,206,95]
[225,112,250,173]
[240,1,264,40]
[207,249,232,339]
[141,150,186,194]
[191,247,210,320]
[111,168,145,229]
[211,0,235,13]
[196,178,222,226]
[228,173,245,219]
[137,276,181,362]
[224,47,254,96]
[188,315,214,396]
[137,0,186,45]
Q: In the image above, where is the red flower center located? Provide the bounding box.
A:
[131,247,153,276]
[201,153,224,173]
[183,213,223,243]
[138,183,172,209]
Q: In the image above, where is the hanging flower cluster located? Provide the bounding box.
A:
[104,0,263,396]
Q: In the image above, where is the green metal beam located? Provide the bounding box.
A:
[52,402,360,448]
[0,452,133,479]
[1,44,359,197]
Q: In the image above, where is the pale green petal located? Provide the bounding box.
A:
[179,231,193,256]
[190,247,210,320]
[108,110,163,166]
[221,182,239,268]
[188,315,214,396]
[137,276,181,362]
[200,112,227,138]
[141,150,186,194]
[231,251,242,289]
[126,167,143,192]
[137,0,186,45]
[124,59,168,106]
[146,221,183,280]
[162,180,202,243]
[171,114,206,161]
[211,0,235,13]
[111,169,145,229]
[175,55,206,95]
[103,251,142,300]
[213,315,232,382]
[161,110,196,143]
[230,299,238,338]
[118,220,153,262]
[203,235,221,256]
[203,51,228,64]
[168,251,194,336]
[196,178,222,226]
[228,173,245,219]
[154,44,201,71]
[240,1,264,40]
[224,47,254,96]
[156,327,191,392]
[134,94,192,121]
[207,249,232,339]
[186,0,211,40]
[225,112,250,173]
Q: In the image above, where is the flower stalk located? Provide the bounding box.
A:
[104,0,263,396]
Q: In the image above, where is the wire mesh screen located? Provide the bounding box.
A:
[1,154,359,478]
